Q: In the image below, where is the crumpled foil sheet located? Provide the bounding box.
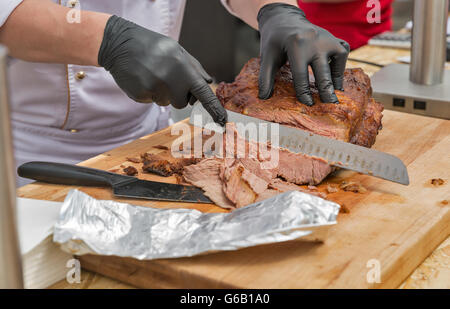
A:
[53,189,340,260]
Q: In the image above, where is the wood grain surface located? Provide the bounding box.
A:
[18,109,450,288]
[18,45,450,289]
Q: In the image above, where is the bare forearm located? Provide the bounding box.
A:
[0,0,110,66]
[227,0,298,29]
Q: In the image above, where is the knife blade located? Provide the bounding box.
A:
[18,161,212,203]
[190,102,409,185]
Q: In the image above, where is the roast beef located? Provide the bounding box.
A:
[216,58,383,148]
[276,149,333,185]
[141,152,199,177]
[182,158,235,209]
[183,59,383,209]
[214,58,383,187]
[145,59,383,209]
[183,155,325,209]
[183,123,329,209]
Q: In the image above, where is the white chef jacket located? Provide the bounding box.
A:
[1,0,192,186]
[2,0,237,187]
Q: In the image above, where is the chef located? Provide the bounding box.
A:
[0,0,349,186]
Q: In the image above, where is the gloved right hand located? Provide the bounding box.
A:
[257,3,350,106]
[98,15,227,126]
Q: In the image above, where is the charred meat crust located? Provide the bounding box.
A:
[123,166,138,176]
[141,152,199,177]
[216,58,383,147]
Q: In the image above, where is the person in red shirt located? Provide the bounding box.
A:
[298,0,394,49]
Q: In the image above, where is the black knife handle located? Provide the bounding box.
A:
[17,161,131,187]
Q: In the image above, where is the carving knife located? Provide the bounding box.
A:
[17,161,213,203]
[190,102,409,185]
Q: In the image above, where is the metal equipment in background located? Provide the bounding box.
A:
[371,0,450,119]
[0,45,23,288]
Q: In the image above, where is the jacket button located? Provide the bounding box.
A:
[75,71,86,80]
[69,129,78,133]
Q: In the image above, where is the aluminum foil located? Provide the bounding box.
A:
[53,189,340,260]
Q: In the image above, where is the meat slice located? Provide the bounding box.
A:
[123,166,138,176]
[183,155,326,209]
[223,122,330,185]
[183,155,274,209]
[220,163,260,208]
[141,152,199,177]
[183,158,235,209]
[182,124,331,209]
[276,148,334,185]
[220,157,273,208]
[216,58,383,147]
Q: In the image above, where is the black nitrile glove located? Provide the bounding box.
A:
[257,3,350,106]
[98,15,227,126]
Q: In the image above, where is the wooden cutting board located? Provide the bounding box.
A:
[17,110,450,288]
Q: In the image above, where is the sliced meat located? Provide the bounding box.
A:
[255,179,327,203]
[220,158,272,208]
[183,155,328,209]
[183,158,234,209]
[215,58,383,187]
[268,178,306,192]
[166,59,383,209]
[123,166,138,176]
[224,122,333,185]
[126,157,142,164]
[141,152,199,177]
[220,163,259,208]
[268,178,327,199]
[276,148,334,185]
[182,123,335,209]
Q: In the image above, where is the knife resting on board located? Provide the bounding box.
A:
[17,161,212,203]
